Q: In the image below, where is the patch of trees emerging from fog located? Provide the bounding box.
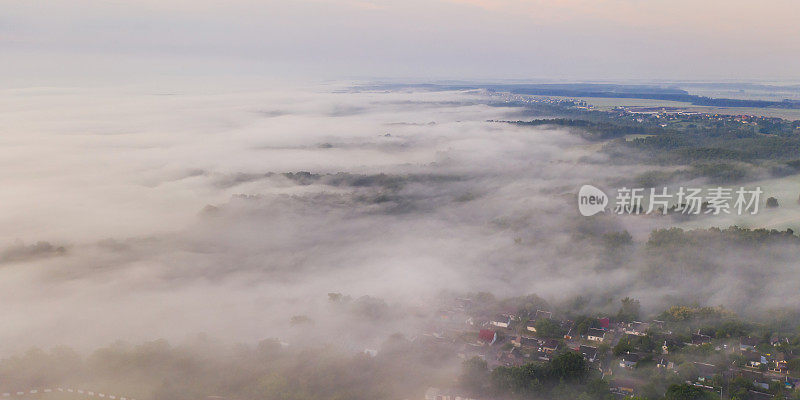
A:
[459,352,600,399]
[645,226,798,247]
[498,112,800,184]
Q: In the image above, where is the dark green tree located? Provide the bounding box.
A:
[535,318,565,338]
[767,197,779,208]
[616,297,641,322]
[550,351,588,381]
[664,383,708,400]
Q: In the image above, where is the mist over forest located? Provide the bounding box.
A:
[3,0,800,397]
[2,84,800,399]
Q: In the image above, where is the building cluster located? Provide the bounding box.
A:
[493,89,800,134]
[611,105,800,133]
[488,92,594,110]
[422,296,800,400]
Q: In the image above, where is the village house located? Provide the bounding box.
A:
[740,336,760,352]
[532,350,550,362]
[689,332,711,346]
[784,377,800,390]
[579,345,598,363]
[623,321,650,336]
[769,353,788,374]
[560,320,575,340]
[739,370,772,392]
[656,357,675,370]
[770,335,788,347]
[478,329,497,345]
[619,352,640,369]
[523,311,555,334]
[541,338,560,354]
[512,336,541,348]
[490,314,512,329]
[609,379,636,396]
[743,350,767,368]
[587,328,606,342]
[693,362,716,383]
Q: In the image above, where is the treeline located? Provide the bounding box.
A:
[459,352,606,399]
[626,133,800,162]
[459,354,721,400]
[281,171,463,189]
[501,116,800,184]
[499,110,800,183]
[646,226,799,249]
[495,119,655,140]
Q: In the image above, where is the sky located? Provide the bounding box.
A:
[3,0,800,83]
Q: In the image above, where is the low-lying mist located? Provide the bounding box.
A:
[2,83,800,398]
[0,84,611,353]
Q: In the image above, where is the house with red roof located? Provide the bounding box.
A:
[479,329,497,345]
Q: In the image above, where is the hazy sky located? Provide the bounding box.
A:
[3,0,800,83]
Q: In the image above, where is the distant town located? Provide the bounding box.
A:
[489,91,800,133]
